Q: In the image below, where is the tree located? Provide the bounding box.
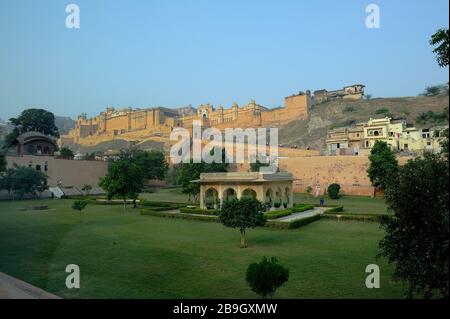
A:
[177,150,228,201]
[81,184,92,196]
[0,165,48,199]
[379,153,449,298]
[0,153,6,173]
[3,109,59,149]
[219,197,266,248]
[367,141,399,190]
[421,85,442,97]
[246,257,289,299]
[72,200,88,223]
[327,183,341,199]
[365,94,373,100]
[99,159,144,212]
[430,28,449,68]
[129,149,168,181]
[59,147,74,159]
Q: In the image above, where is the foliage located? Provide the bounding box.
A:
[0,165,48,199]
[3,109,59,149]
[0,152,6,173]
[246,257,289,299]
[375,107,390,115]
[121,149,168,181]
[306,186,313,195]
[367,141,399,190]
[343,106,355,113]
[72,200,88,222]
[219,198,266,247]
[291,203,315,212]
[177,151,228,201]
[416,107,449,124]
[263,209,292,220]
[365,94,373,100]
[379,153,449,298]
[179,206,219,215]
[59,147,74,159]
[98,159,144,211]
[327,183,341,199]
[430,28,449,68]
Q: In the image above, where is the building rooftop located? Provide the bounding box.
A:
[194,172,293,183]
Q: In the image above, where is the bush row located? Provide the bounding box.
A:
[266,214,321,229]
[140,209,219,223]
[321,214,383,222]
[179,207,219,215]
[264,209,292,220]
[291,204,315,212]
[324,205,344,213]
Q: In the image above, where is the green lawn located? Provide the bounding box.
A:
[294,193,389,215]
[0,198,403,298]
[140,188,193,203]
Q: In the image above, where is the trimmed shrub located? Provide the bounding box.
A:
[140,209,219,223]
[266,214,321,229]
[321,214,382,222]
[325,205,344,213]
[327,183,341,199]
[291,204,315,212]
[264,209,292,220]
[179,206,219,215]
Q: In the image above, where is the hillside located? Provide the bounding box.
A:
[278,93,449,152]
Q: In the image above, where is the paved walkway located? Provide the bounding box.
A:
[0,272,60,299]
[277,207,326,222]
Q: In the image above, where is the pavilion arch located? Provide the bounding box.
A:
[205,187,219,209]
[265,188,274,206]
[241,188,257,200]
[274,187,283,208]
[223,188,237,202]
[283,186,291,208]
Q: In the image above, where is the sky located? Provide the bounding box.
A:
[0,0,448,120]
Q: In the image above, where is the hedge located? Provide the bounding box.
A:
[291,204,315,213]
[321,214,383,222]
[264,209,292,220]
[324,205,344,213]
[179,207,219,215]
[266,214,321,229]
[140,209,219,223]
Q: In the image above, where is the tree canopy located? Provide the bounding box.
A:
[246,257,289,299]
[219,197,266,248]
[3,109,59,150]
[59,147,74,159]
[98,159,144,211]
[367,141,398,190]
[430,28,449,68]
[379,153,449,298]
[0,165,48,199]
[0,153,6,173]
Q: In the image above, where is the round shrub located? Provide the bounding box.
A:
[327,183,341,199]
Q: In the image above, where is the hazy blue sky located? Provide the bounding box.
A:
[0,0,448,119]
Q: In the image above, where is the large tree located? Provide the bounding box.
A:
[0,165,48,199]
[3,109,59,150]
[218,197,266,248]
[367,141,399,190]
[176,149,228,201]
[99,159,144,212]
[379,152,449,298]
[430,28,449,68]
[129,149,168,181]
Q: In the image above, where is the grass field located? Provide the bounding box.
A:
[0,198,403,298]
[141,188,390,216]
[293,193,389,215]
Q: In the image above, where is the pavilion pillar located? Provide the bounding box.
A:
[199,185,205,209]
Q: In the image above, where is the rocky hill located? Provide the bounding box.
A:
[278,93,449,152]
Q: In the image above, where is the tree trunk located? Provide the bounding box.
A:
[240,229,247,248]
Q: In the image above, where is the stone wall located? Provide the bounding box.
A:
[6,155,109,187]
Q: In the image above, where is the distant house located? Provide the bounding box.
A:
[11,131,57,156]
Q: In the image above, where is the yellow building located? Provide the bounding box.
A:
[326,117,447,155]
